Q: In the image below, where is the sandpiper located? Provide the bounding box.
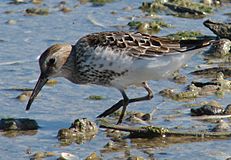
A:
[26,31,213,124]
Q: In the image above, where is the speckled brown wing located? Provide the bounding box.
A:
[81,31,212,59]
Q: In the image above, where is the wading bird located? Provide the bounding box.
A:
[26,31,213,124]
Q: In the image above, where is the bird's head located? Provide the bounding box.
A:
[26,44,72,111]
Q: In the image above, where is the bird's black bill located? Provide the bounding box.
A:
[26,74,48,111]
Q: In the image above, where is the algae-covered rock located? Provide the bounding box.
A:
[166,31,204,40]
[128,20,171,34]
[140,0,213,18]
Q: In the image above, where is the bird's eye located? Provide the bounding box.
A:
[47,58,56,66]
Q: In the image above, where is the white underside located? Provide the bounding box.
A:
[87,47,202,89]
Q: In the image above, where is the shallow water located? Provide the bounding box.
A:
[0,0,231,159]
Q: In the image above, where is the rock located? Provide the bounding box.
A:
[206,39,231,58]
[59,152,76,160]
[191,67,231,78]
[6,19,17,25]
[191,101,224,116]
[46,79,58,86]
[204,19,231,40]
[16,91,32,102]
[57,118,98,144]
[224,104,231,115]
[85,152,101,160]
[30,151,56,160]
[211,120,230,132]
[172,74,187,84]
[87,95,105,100]
[127,156,144,160]
[32,0,43,4]
[25,8,49,16]
[60,7,72,13]
[0,118,38,131]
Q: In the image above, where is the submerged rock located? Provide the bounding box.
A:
[58,118,98,144]
[25,8,49,16]
[6,19,17,25]
[87,95,105,100]
[30,151,56,160]
[128,20,171,34]
[166,31,204,40]
[204,19,231,40]
[211,120,230,132]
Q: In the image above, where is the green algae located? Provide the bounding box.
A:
[128,20,171,34]
[166,31,204,40]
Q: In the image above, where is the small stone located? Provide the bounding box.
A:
[224,104,231,115]
[6,19,17,25]
[87,95,105,100]
[85,152,101,160]
[32,0,43,4]
[207,39,231,58]
[46,79,58,86]
[172,74,187,84]
[59,152,76,160]
[60,7,72,13]
[31,151,56,159]
[25,8,49,16]
[16,91,32,102]
[211,120,230,132]
[127,156,144,160]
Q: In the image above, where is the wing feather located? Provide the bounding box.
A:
[78,31,212,59]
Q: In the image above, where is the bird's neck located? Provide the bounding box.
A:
[61,46,78,83]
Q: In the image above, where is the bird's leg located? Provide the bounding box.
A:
[97,82,153,123]
[117,89,129,124]
[129,82,153,103]
[96,89,129,123]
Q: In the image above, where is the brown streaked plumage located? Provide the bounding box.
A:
[26,31,214,124]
